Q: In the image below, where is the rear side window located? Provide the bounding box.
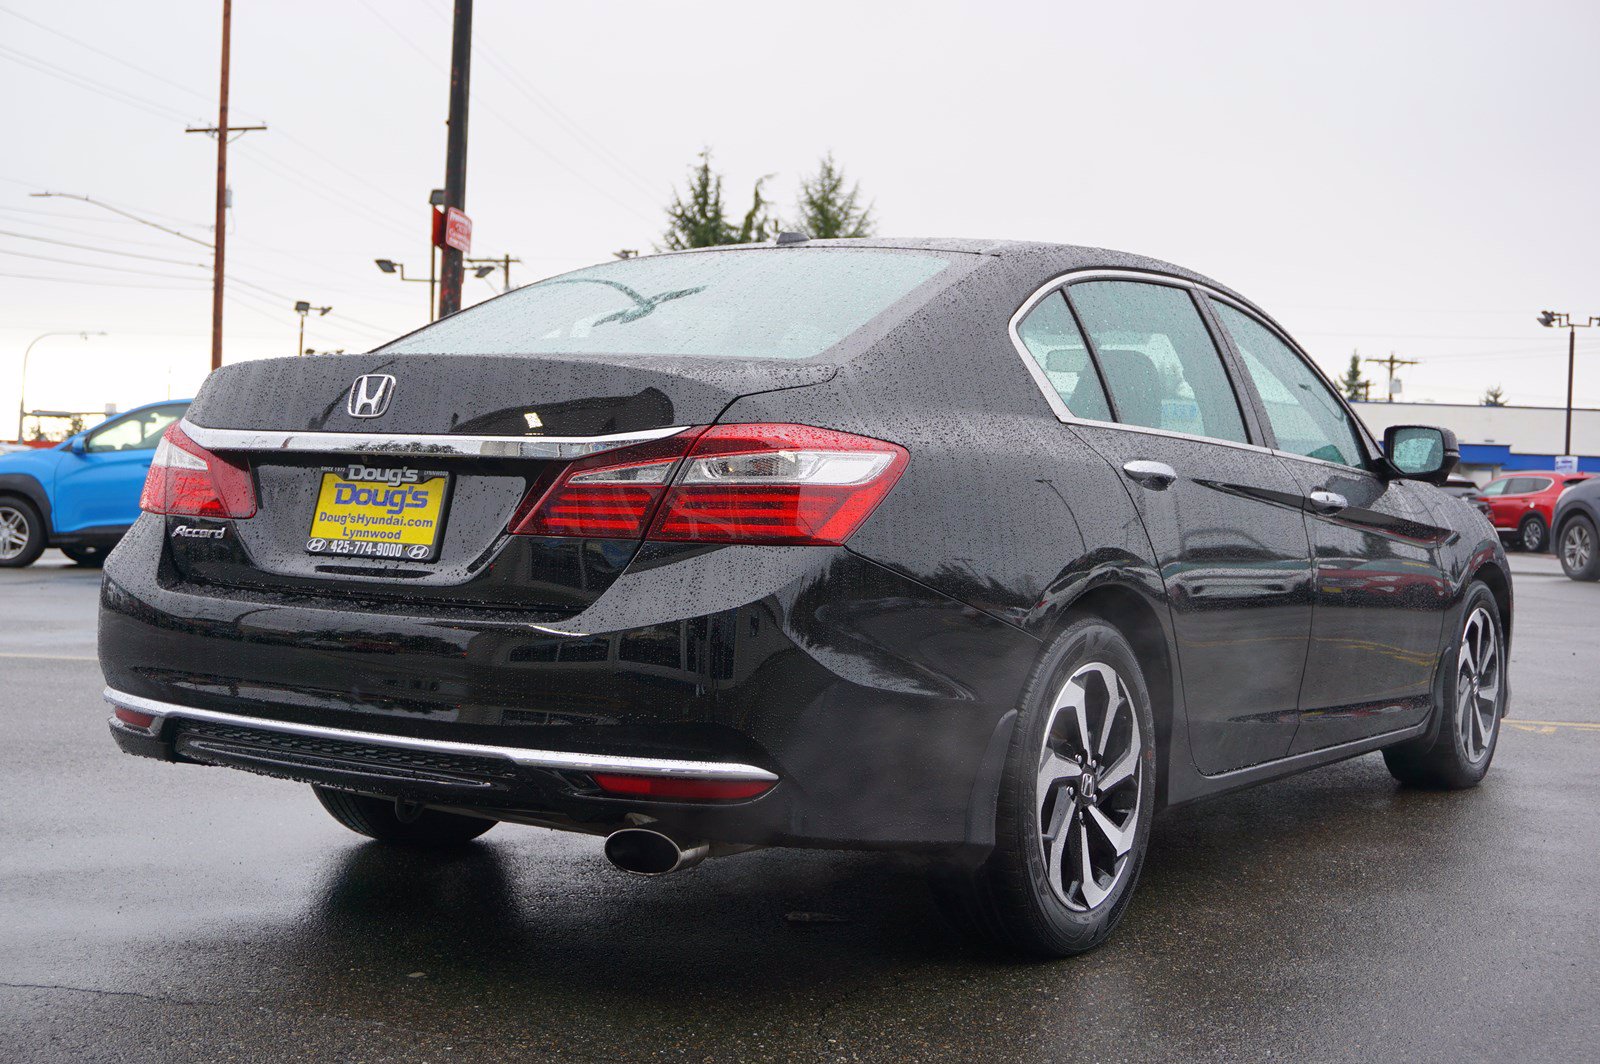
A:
[1067,281,1249,444]
[1507,477,1552,494]
[85,404,186,453]
[1015,291,1112,422]
[1212,303,1366,468]
[380,248,952,361]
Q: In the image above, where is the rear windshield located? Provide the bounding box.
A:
[380,248,953,361]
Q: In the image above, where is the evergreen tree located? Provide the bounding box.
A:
[1482,385,1507,407]
[662,150,774,249]
[1339,352,1368,401]
[794,153,874,239]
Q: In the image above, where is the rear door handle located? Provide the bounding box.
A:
[1122,460,1177,490]
[1308,490,1348,515]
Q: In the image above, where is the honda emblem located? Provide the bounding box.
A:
[347,374,396,418]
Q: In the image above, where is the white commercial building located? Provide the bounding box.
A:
[1352,401,1599,484]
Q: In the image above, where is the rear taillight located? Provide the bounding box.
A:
[139,423,257,519]
[507,430,704,538]
[650,425,908,545]
[508,424,907,546]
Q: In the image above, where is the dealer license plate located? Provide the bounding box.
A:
[305,464,451,562]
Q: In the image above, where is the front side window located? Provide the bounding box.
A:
[1014,291,1112,422]
[85,404,185,453]
[1480,479,1510,496]
[1212,303,1366,468]
[1066,280,1249,444]
[381,248,953,361]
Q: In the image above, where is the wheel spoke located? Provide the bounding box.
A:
[1076,822,1109,908]
[1097,677,1124,759]
[1458,636,1476,678]
[1035,750,1082,804]
[1044,798,1075,888]
[1098,727,1141,792]
[1088,805,1136,857]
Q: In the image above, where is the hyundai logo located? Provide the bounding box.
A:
[347,374,396,418]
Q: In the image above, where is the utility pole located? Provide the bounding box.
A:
[1536,311,1599,458]
[185,0,266,372]
[1365,353,1418,403]
[467,254,521,293]
[436,0,473,318]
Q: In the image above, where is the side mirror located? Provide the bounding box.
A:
[68,436,87,455]
[1384,425,1458,485]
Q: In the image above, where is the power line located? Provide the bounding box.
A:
[0,247,207,280]
[0,268,206,291]
[0,229,211,268]
[0,4,228,109]
[0,43,197,124]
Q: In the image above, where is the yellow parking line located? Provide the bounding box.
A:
[0,651,97,662]
[1505,719,1600,733]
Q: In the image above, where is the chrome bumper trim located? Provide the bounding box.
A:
[104,688,779,782]
[179,420,688,460]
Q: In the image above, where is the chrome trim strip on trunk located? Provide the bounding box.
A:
[104,688,780,782]
[179,420,688,460]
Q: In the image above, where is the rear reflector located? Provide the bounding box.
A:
[507,424,907,546]
[140,423,257,519]
[590,773,774,801]
[113,706,156,729]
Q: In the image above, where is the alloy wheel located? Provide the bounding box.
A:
[1036,661,1143,911]
[0,506,29,561]
[1563,523,1592,572]
[1521,519,1545,552]
[1457,606,1501,764]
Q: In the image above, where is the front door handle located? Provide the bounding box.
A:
[1122,460,1177,490]
[1308,489,1348,515]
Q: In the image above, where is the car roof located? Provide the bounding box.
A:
[667,237,1252,304]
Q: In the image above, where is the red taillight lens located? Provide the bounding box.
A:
[139,423,257,519]
[507,430,704,538]
[648,424,908,545]
[590,773,774,800]
[509,424,907,546]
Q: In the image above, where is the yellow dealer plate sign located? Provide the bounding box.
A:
[305,465,451,562]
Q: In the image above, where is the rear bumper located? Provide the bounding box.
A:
[99,515,1037,851]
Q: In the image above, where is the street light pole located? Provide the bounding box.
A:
[1536,311,1600,459]
[17,332,107,442]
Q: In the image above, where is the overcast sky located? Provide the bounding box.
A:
[4,0,1599,433]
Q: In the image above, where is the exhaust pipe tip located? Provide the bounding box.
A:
[604,827,711,876]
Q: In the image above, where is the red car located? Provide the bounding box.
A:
[1475,471,1591,551]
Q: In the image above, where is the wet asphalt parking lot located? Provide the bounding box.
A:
[1,551,1596,1063]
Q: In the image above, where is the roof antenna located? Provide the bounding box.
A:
[774,231,809,246]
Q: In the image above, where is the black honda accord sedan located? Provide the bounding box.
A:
[101,238,1510,956]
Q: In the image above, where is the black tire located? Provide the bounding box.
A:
[312,786,496,847]
[0,497,47,569]
[1517,514,1547,553]
[931,617,1157,957]
[1558,515,1600,581]
[1383,582,1504,789]
[60,544,109,568]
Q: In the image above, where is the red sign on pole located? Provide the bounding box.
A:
[443,207,472,254]
[430,207,444,248]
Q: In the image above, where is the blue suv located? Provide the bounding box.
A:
[0,399,190,568]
